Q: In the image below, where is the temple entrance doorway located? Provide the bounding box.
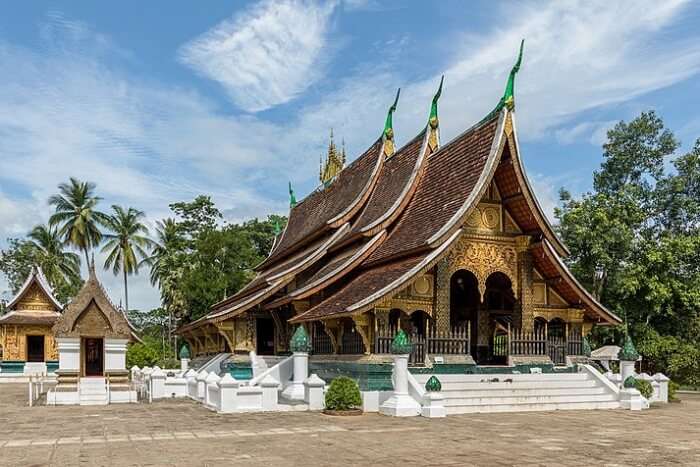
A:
[83,337,103,376]
[256,318,275,355]
[450,269,480,358]
[26,335,45,362]
[485,272,515,365]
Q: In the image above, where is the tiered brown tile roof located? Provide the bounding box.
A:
[291,256,423,322]
[366,115,500,265]
[260,139,383,268]
[0,311,60,326]
[349,130,426,236]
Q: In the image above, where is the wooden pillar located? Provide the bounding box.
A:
[515,235,534,332]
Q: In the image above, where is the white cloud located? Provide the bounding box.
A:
[554,120,616,146]
[179,0,337,112]
[2,1,700,309]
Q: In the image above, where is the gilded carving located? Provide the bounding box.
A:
[73,302,112,336]
[15,283,56,311]
[465,203,502,232]
[446,235,517,299]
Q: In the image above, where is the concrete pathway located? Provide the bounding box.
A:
[0,384,699,466]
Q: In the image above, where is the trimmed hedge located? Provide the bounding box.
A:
[635,378,654,399]
[324,376,362,411]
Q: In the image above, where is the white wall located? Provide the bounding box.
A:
[104,339,129,372]
[56,338,80,372]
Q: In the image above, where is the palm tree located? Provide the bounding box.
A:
[27,224,82,297]
[49,177,109,267]
[101,205,153,311]
[143,218,182,289]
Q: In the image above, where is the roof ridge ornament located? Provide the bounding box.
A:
[428,75,444,151]
[499,39,524,111]
[383,88,400,158]
[288,182,297,208]
[320,128,345,185]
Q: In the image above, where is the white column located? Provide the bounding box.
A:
[304,374,326,411]
[421,392,446,418]
[282,352,308,401]
[104,339,129,372]
[379,354,421,417]
[218,373,240,413]
[654,373,670,403]
[196,369,209,400]
[56,338,80,372]
[150,368,166,400]
[205,373,221,407]
[260,375,280,411]
[620,360,636,385]
[180,358,190,372]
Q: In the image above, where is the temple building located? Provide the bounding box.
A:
[178,42,621,367]
[0,267,62,375]
[48,265,139,404]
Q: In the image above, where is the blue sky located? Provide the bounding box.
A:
[2,0,700,309]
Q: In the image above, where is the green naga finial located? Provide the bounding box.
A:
[499,39,524,111]
[178,343,191,360]
[288,181,297,208]
[428,75,444,151]
[425,375,442,392]
[289,325,312,353]
[273,219,281,236]
[618,332,640,361]
[391,328,413,354]
[383,88,401,157]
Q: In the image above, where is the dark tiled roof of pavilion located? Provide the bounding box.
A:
[259,138,384,269]
[366,113,502,265]
[291,256,423,322]
[291,229,461,323]
[348,130,426,237]
[0,311,60,326]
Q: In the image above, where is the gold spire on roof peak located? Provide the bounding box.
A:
[320,128,345,185]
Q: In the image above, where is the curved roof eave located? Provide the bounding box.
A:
[7,266,63,311]
[508,112,570,257]
[540,238,622,325]
[427,108,508,248]
[359,129,430,236]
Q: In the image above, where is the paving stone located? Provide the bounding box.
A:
[0,383,698,466]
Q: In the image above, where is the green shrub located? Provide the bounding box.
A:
[669,380,679,401]
[635,378,654,399]
[324,376,362,411]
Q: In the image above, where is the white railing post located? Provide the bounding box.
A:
[304,374,325,410]
[260,375,280,411]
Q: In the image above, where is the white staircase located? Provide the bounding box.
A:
[413,371,620,414]
[79,377,108,405]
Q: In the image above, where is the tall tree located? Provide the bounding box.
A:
[49,177,109,267]
[101,205,153,311]
[26,224,82,302]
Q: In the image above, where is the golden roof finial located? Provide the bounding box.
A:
[320,128,344,185]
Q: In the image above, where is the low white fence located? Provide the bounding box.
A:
[132,353,326,414]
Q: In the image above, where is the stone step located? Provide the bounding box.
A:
[79,399,108,406]
[79,394,108,402]
[441,386,609,398]
[436,380,599,391]
[446,400,620,414]
[443,393,618,407]
[80,386,107,394]
[413,373,589,384]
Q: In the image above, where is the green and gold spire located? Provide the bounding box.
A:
[320,128,345,186]
[498,39,524,111]
[288,181,297,208]
[383,88,400,158]
[428,75,444,151]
